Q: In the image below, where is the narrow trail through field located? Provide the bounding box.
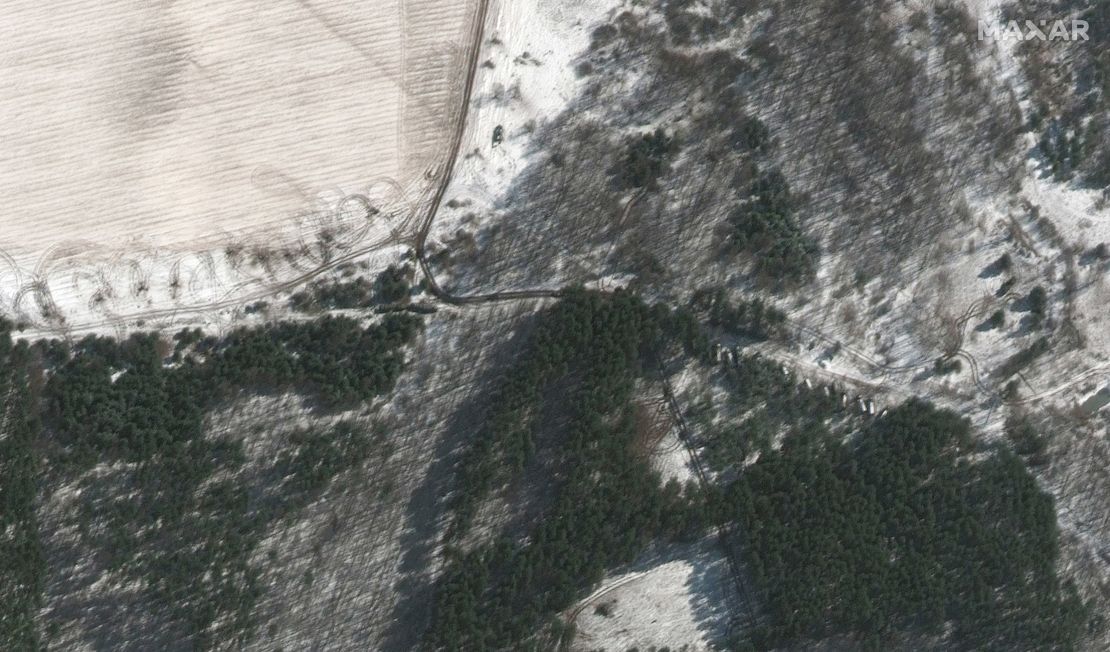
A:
[18,232,402,341]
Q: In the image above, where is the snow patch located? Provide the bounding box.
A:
[431,0,619,245]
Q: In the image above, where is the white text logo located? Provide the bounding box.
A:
[978,19,1089,42]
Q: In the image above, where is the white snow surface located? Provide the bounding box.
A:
[571,540,734,652]
[430,0,618,246]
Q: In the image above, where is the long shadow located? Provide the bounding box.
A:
[378,310,540,652]
[685,538,742,647]
[978,256,1010,279]
[1079,247,1109,267]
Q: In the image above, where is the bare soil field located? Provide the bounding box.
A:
[0,0,481,332]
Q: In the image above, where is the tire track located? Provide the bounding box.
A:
[14,232,402,341]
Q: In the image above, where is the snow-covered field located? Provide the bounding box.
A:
[0,0,481,335]
[570,540,734,652]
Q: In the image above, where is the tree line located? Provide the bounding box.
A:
[0,321,45,650]
[289,265,413,312]
[432,289,708,650]
[2,313,420,649]
[708,353,1090,650]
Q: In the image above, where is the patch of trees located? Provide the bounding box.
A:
[727,170,819,284]
[1005,414,1049,466]
[589,23,619,50]
[266,422,379,515]
[715,398,1088,650]
[77,421,380,649]
[1028,285,1048,329]
[995,253,1013,273]
[662,0,720,45]
[205,314,421,408]
[47,315,419,465]
[0,322,44,651]
[432,414,702,650]
[374,265,412,304]
[290,278,374,311]
[1070,4,1110,188]
[997,277,1016,297]
[429,294,1086,650]
[691,286,788,343]
[705,410,776,473]
[289,265,412,312]
[729,115,771,154]
[431,290,707,649]
[1091,147,1110,189]
[704,353,843,473]
[613,128,680,190]
[173,326,204,352]
[1093,2,1110,94]
[934,356,962,375]
[447,289,702,535]
[724,352,841,419]
[1023,4,1110,189]
[994,336,1050,381]
[1039,122,1087,180]
[34,315,418,647]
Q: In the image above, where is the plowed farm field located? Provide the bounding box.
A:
[0,0,481,332]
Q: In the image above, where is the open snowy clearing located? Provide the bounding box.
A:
[428,0,619,274]
[0,0,481,334]
[569,540,734,652]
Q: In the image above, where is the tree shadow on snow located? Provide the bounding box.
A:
[378,309,541,652]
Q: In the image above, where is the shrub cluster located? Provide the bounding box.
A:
[727,170,819,284]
